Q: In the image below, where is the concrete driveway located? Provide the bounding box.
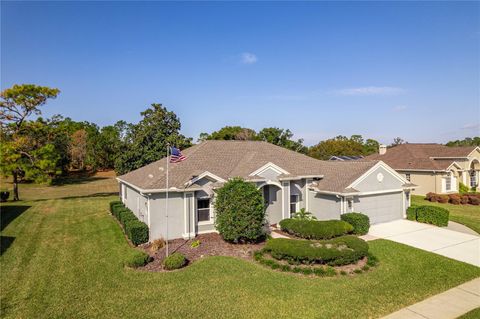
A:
[367,220,480,267]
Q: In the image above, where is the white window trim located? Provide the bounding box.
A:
[290,194,300,216]
[197,198,213,225]
[249,162,290,177]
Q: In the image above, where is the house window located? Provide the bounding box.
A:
[197,198,210,222]
[445,174,451,192]
[471,170,477,188]
[290,195,299,215]
[405,173,411,182]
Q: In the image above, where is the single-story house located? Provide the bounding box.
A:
[117,140,415,241]
[365,144,480,195]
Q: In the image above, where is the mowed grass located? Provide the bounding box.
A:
[412,195,480,234]
[1,177,479,318]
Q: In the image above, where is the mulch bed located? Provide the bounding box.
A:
[139,233,265,272]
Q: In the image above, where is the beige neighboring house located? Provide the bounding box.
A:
[365,144,480,195]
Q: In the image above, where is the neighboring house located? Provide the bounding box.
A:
[117,141,414,241]
[365,144,480,195]
[329,155,364,161]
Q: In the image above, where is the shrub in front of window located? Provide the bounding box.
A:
[340,212,370,235]
[415,205,449,227]
[164,252,187,270]
[459,182,470,194]
[425,192,437,202]
[264,236,368,266]
[214,178,266,243]
[293,208,317,220]
[469,196,480,205]
[448,194,461,205]
[279,219,353,240]
[125,250,151,268]
[436,195,449,204]
[461,195,469,205]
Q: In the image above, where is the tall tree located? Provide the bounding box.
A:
[0,84,60,200]
[446,137,480,147]
[114,104,192,175]
[257,127,307,153]
[308,135,378,160]
[68,129,88,170]
[199,126,257,141]
[391,137,406,146]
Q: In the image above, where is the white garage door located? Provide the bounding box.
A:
[354,192,404,224]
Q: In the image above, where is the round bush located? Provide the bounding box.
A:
[264,236,368,266]
[469,195,480,205]
[436,195,449,203]
[448,194,461,205]
[340,212,370,235]
[406,206,417,221]
[125,250,150,268]
[279,218,353,240]
[214,178,266,243]
[164,252,186,270]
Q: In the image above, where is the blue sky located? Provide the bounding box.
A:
[2,1,479,145]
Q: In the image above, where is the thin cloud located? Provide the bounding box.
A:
[461,123,480,130]
[240,52,257,64]
[392,105,407,112]
[334,86,406,96]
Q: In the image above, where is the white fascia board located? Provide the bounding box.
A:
[467,147,480,158]
[249,162,290,176]
[117,178,183,195]
[395,168,447,173]
[186,171,226,186]
[446,162,463,171]
[278,175,324,181]
[347,161,408,189]
[310,187,406,197]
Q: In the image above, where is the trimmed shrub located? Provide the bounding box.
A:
[415,205,449,227]
[279,219,353,240]
[125,220,149,245]
[406,206,417,221]
[264,236,368,266]
[461,195,470,205]
[425,192,437,202]
[436,195,449,203]
[214,178,266,243]
[469,196,480,205]
[118,209,137,227]
[164,252,186,270]
[448,194,461,205]
[125,250,150,268]
[340,212,370,235]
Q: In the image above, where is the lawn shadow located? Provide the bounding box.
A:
[0,205,31,231]
[0,236,15,255]
[33,192,119,202]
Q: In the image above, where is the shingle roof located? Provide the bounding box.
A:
[364,143,476,171]
[118,140,379,193]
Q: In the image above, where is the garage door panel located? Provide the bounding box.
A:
[354,192,403,224]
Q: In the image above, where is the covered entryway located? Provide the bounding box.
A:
[353,192,404,224]
[259,184,283,225]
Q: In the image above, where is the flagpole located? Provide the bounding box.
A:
[165,143,169,257]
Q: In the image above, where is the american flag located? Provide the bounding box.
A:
[170,147,187,163]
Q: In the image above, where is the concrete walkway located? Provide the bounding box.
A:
[366,220,480,267]
[382,277,480,319]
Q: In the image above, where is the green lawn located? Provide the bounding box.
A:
[459,307,480,319]
[412,195,480,234]
[1,178,479,318]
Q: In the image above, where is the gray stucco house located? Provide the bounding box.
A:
[117,140,415,241]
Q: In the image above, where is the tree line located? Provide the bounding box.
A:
[1,84,477,200]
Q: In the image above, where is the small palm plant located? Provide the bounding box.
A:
[293,208,317,220]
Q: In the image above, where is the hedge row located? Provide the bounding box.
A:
[406,205,449,227]
[264,236,369,266]
[425,192,480,205]
[279,219,353,240]
[340,212,370,235]
[110,201,149,245]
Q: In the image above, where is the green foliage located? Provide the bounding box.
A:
[190,240,201,248]
[124,250,150,268]
[293,208,317,220]
[340,212,370,235]
[164,252,187,270]
[459,182,470,194]
[109,200,149,245]
[307,135,379,160]
[214,178,266,243]
[264,236,369,266]
[115,103,192,175]
[406,206,417,221]
[445,137,480,147]
[279,218,353,240]
[201,126,256,141]
[257,127,307,153]
[415,205,449,227]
